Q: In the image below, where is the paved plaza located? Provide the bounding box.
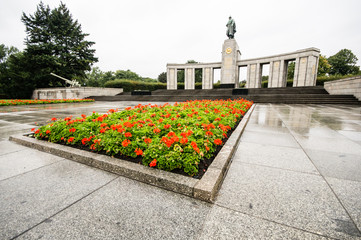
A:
[0,101,361,239]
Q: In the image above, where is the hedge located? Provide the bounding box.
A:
[104,75,361,92]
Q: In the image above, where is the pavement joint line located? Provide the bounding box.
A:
[0,155,66,183]
[213,202,340,240]
[9,104,256,203]
[276,104,361,235]
[9,175,121,240]
[232,160,321,177]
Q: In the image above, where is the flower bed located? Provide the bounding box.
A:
[0,99,94,106]
[32,99,253,177]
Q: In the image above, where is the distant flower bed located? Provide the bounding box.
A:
[33,99,253,176]
[0,99,94,106]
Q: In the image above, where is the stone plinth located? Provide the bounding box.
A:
[221,39,241,88]
[32,87,123,100]
[324,76,361,100]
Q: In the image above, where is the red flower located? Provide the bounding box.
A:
[31,128,35,132]
[81,138,88,145]
[81,114,86,118]
[180,137,188,145]
[100,123,108,127]
[46,130,51,134]
[68,137,74,143]
[51,117,57,121]
[149,159,157,167]
[214,139,223,145]
[124,132,132,138]
[153,128,161,134]
[134,148,143,156]
[61,137,64,141]
[144,138,152,144]
[158,118,164,123]
[69,128,76,133]
[205,131,213,136]
[164,124,171,129]
[100,128,106,133]
[167,131,176,137]
[122,139,131,147]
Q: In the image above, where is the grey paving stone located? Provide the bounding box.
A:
[0,147,64,181]
[294,135,361,155]
[17,177,211,240]
[235,142,318,174]
[337,130,361,142]
[0,140,27,156]
[240,130,299,148]
[216,163,361,239]
[327,177,361,232]
[0,160,117,240]
[199,205,331,240]
[305,149,361,182]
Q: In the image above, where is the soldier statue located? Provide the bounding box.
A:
[226,16,236,39]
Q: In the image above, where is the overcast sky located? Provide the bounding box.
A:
[1,0,360,79]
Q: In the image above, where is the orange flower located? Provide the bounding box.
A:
[214,139,222,145]
[122,139,131,147]
[124,132,132,138]
[149,159,157,167]
[134,148,143,156]
[144,138,152,144]
[153,128,161,134]
[205,131,213,136]
[164,124,171,129]
[180,137,188,145]
[100,128,106,133]
[81,138,88,145]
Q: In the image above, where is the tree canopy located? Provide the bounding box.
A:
[21,1,98,89]
[328,49,359,75]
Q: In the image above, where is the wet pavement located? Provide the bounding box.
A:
[0,102,361,239]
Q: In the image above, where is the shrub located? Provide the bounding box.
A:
[104,79,167,92]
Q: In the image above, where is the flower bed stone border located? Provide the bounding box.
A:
[9,104,255,202]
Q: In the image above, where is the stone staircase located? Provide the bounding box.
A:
[90,86,361,104]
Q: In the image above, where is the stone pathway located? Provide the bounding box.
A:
[0,102,360,239]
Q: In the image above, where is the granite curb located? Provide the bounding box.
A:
[9,104,255,203]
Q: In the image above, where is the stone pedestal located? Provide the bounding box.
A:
[221,39,241,88]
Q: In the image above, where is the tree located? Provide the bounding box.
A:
[317,55,331,76]
[328,49,360,75]
[287,61,295,79]
[0,45,22,97]
[21,2,98,91]
[158,72,167,83]
[114,70,141,80]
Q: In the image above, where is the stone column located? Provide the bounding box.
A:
[305,55,318,86]
[221,39,241,88]
[279,60,287,87]
[268,61,281,88]
[202,67,213,89]
[247,63,261,88]
[185,68,195,89]
[293,57,308,87]
[167,68,177,90]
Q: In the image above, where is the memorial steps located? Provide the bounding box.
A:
[90,86,361,105]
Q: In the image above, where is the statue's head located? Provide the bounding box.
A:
[229,16,232,19]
